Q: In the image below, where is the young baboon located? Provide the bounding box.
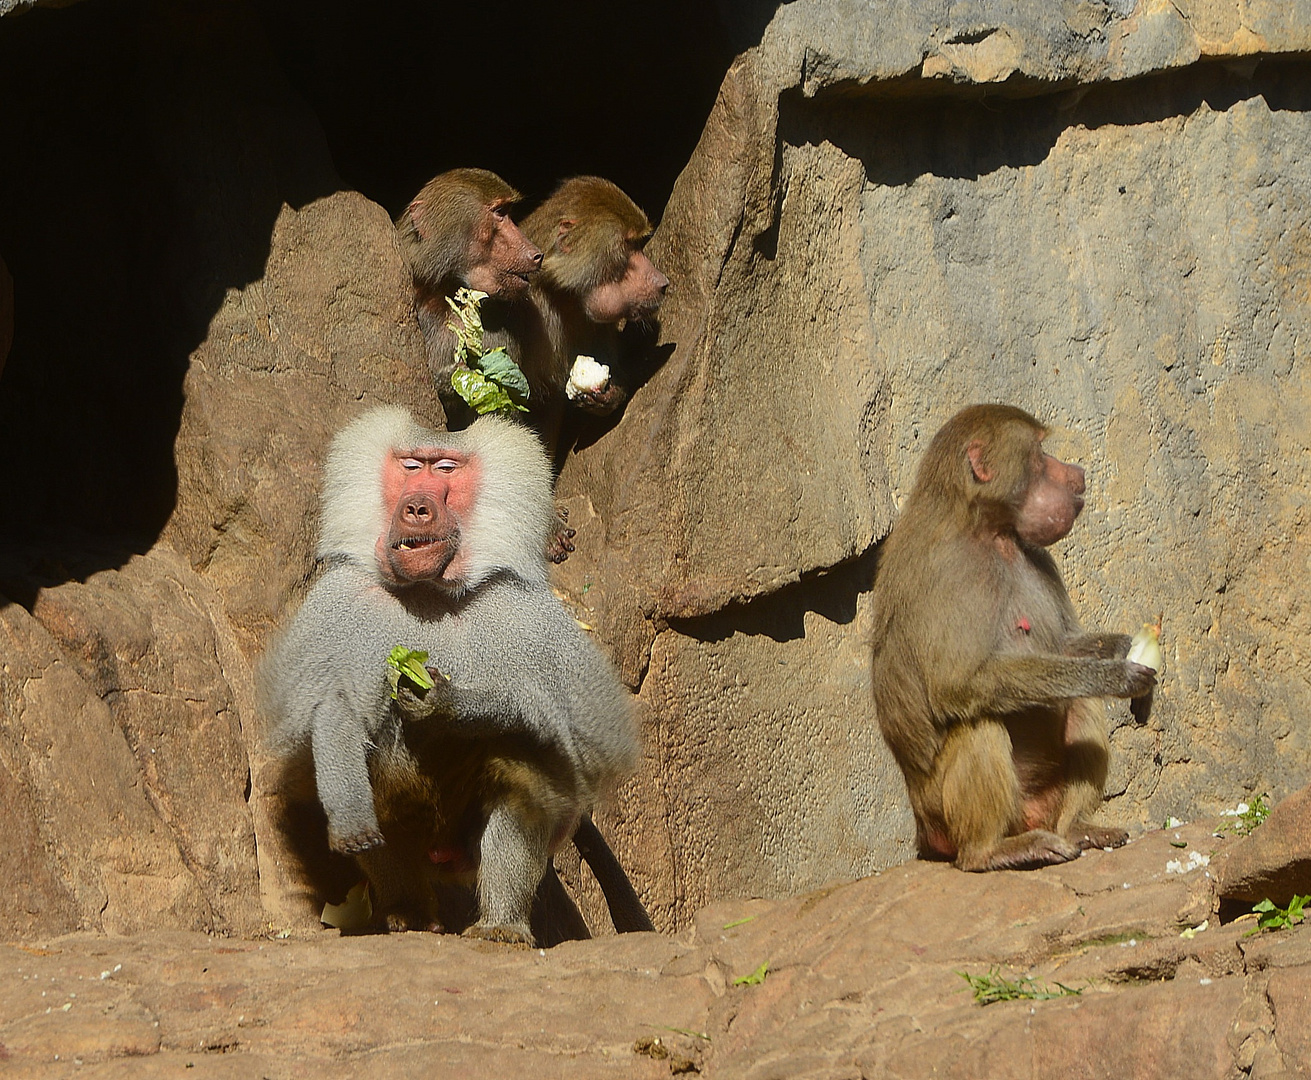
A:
[509,176,669,456]
[870,404,1156,872]
[262,407,649,943]
[395,168,542,425]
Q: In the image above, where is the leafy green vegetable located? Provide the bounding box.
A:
[451,367,523,416]
[446,287,488,360]
[959,967,1084,1006]
[386,646,437,700]
[1245,894,1308,937]
[476,348,530,400]
[445,288,531,417]
[733,961,769,987]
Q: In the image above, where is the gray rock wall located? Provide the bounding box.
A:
[557,0,1311,927]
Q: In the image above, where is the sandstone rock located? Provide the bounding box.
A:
[555,0,1311,927]
[0,596,213,937]
[1218,784,1311,906]
[3,830,1308,1078]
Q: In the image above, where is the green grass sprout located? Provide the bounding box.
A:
[959,967,1084,1006]
[733,961,769,987]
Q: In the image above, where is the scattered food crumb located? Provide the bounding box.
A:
[1165,851,1209,874]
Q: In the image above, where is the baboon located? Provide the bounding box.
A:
[395,168,542,417]
[870,404,1156,872]
[489,176,669,456]
[516,175,671,450]
[262,406,650,943]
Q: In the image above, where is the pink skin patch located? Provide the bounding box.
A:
[429,846,475,874]
[428,814,580,873]
[1022,788,1063,832]
[1017,617,1031,633]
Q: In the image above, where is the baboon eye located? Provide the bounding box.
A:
[401,458,423,471]
[435,458,460,473]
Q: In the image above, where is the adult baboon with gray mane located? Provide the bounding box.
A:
[262,406,649,943]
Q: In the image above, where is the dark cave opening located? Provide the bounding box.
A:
[0,0,750,590]
[258,0,742,223]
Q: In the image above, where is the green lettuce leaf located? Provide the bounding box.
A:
[386,646,437,699]
[452,365,528,417]
[475,347,531,403]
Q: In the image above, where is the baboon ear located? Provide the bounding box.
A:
[967,440,993,483]
[555,219,576,254]
[408,197,432,241]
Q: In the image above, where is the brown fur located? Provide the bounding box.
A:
[479,176,667,457]
[361,730,578,934]
[870,404,1154,872]
[397,168,522,291]
[395,169,541,426]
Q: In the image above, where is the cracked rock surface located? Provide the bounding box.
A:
[553,0,1311,926]
[3,817,1308,1079]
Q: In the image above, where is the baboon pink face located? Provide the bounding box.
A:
[583,247,669,324]
[463,202,542,300]
[375,446,483,588]
[1015,451,1086,547]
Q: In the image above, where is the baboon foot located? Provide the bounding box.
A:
[957,830,1082,872]
[1067,822,1129,850]
[463,922,535,947]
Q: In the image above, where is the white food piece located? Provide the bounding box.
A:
[1127,623,1162,671]
[565,355,611,400]
[321,880,372,930]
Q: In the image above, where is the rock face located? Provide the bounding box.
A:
[555,1,1311,926]
[3,820,1310,1078]
[1218,787,1311,906]
[2,0,1310,953]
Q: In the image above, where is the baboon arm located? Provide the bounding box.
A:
[933,654,1141,720]
[310,690,384,853]
[397,680,554,743]
[1064,632,1132,659]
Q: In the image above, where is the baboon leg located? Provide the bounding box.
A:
[355,846,442,933]
[940,721,1080,871]
[1059,700,1127,849]
[465,803,550,946]
[531,861,592,947]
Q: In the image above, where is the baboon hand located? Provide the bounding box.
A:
[571,381,625,416]
[328,822,386,855]
[394,667,454,723]
[1121,660,1157,699]
[547,506,576,564]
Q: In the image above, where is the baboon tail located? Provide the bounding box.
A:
[572,814,655,934]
